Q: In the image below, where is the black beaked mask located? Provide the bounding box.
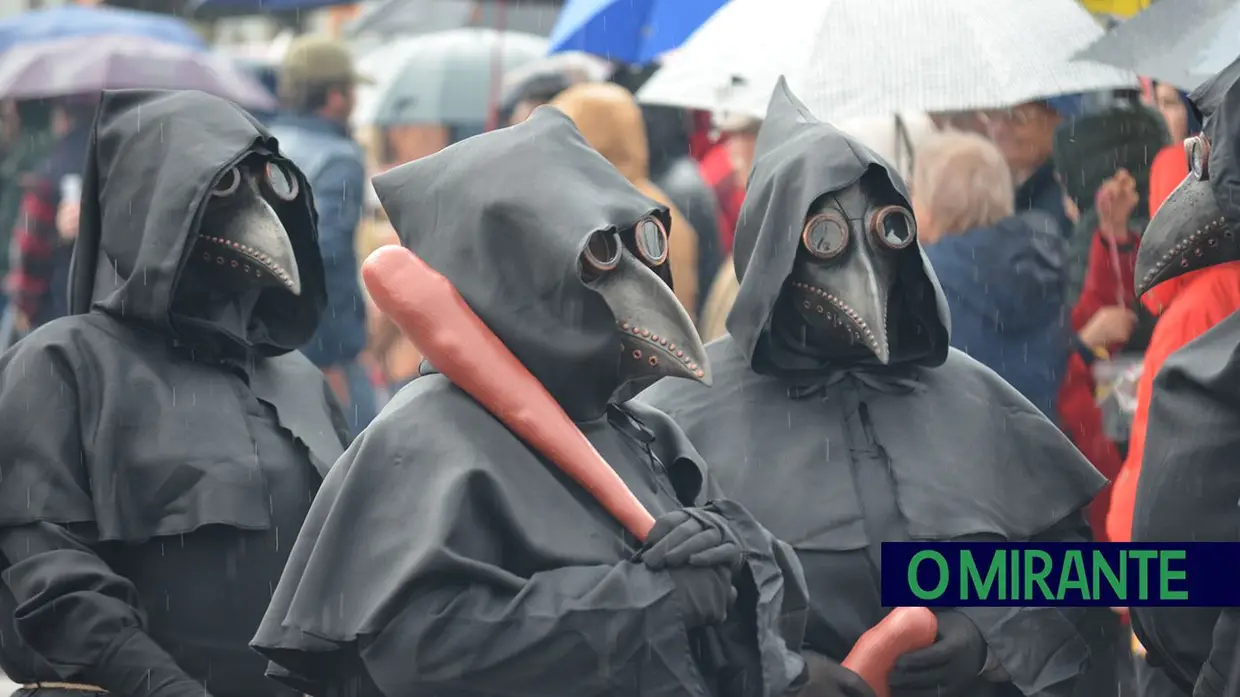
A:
[579,216,711,389]
[1135,134,1238,296]
[193,158,303,296]
[784,179,916,365]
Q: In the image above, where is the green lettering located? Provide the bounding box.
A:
[1093,550,1126,600]
[1009,546,1019,601]
[962,550,1004,600]
[1159,550,1188,601]
[1024,550,1054,600]
[1057,550,1091,600]
[909,551,949,600]
[1130,551,1158,600]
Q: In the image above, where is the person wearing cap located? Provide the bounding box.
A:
[268,35,376,438]
[984,96,1087,241]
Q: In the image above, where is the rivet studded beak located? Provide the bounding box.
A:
[1135,174,1236,298]
[592,253,711,386]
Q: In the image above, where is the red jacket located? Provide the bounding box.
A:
[1057,231,1138,541]
[1106,263,1240,543]
[698,140,744,253]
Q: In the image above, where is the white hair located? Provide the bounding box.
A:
[913,131,1015,236]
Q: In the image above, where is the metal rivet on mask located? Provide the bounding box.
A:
[668,343,676,351]
[658,337,668,346]
[620,322,630,330]
[816,305,824,314]
[688,362,698,371]
[216,257,225,264]
[651,334,659,342]
[648,356,658,366]
[632,349,642,359]
[695,369,705,378]
[202,252,211,261]
[675,349,684,357]
[640,329,650,338]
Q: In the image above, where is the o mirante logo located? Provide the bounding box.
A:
[881,542,1238,607]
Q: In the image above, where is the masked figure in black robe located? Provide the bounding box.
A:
[0,90,349,697]
[638,79,1106,697]
[1129,54,1240,697]
[252,106,809,697]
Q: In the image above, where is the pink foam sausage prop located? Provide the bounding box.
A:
[361,244,937,695]
[361,245,657,540]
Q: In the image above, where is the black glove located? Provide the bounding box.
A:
[889,611,986,697]
[796,651,877,697]
[665,564,733,628]
[639,507,744,570]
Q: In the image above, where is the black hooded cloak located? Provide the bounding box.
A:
[1129,55,1240,697]
[638,80,1106,697]
[251,107,808,697]
[0,90,349,697]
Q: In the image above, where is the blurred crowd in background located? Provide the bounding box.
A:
[0,0,1231,693]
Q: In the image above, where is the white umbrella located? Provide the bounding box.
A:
[639,0,1137,122]
[353,28,547,127]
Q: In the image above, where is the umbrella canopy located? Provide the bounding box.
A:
[1072,0,1236,91]
[186,0,354,12]
[0,5,206,54]
[346,0,562,38]
[0,34,276,111]
[639,0,1136,122]
[547,0,727,65]
[354,28,547,126]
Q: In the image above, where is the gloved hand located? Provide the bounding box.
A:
[637,508,744,629]
[796,651,877,697]
[640,507,744,570]
[889,610,986,697]
[665,564,734,628]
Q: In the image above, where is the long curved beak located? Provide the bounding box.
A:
[593,252,711,386]
[1136,174,1235,298]
[236,198,302,296]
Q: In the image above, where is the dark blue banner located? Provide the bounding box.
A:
[881,542,1240,607]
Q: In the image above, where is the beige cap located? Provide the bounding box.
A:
[281,35,372,87]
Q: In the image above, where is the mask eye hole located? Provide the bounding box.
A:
[801,211,849,260]
[870,206,917,250]
[266,161,299,201]
[1186,135,1210,180]
[581,229,621,282]
[212,168,241,198]
[634,216,669,266]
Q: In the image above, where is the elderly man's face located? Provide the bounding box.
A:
[984,101,1060,175]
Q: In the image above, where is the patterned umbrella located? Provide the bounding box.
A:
[639,0,1136,122]
[1072,0,1237,91]
[0,5,205,54]
[0,34,276,111]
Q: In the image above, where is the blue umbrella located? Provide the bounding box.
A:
[546,0,726,65]
[0,5,206,54]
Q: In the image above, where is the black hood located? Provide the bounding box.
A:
[726,78,950,376]
[372,106,703,422]
[1136,54,1240,297]
[68,89,326,356]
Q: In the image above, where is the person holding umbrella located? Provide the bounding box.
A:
[269,35,377,438]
